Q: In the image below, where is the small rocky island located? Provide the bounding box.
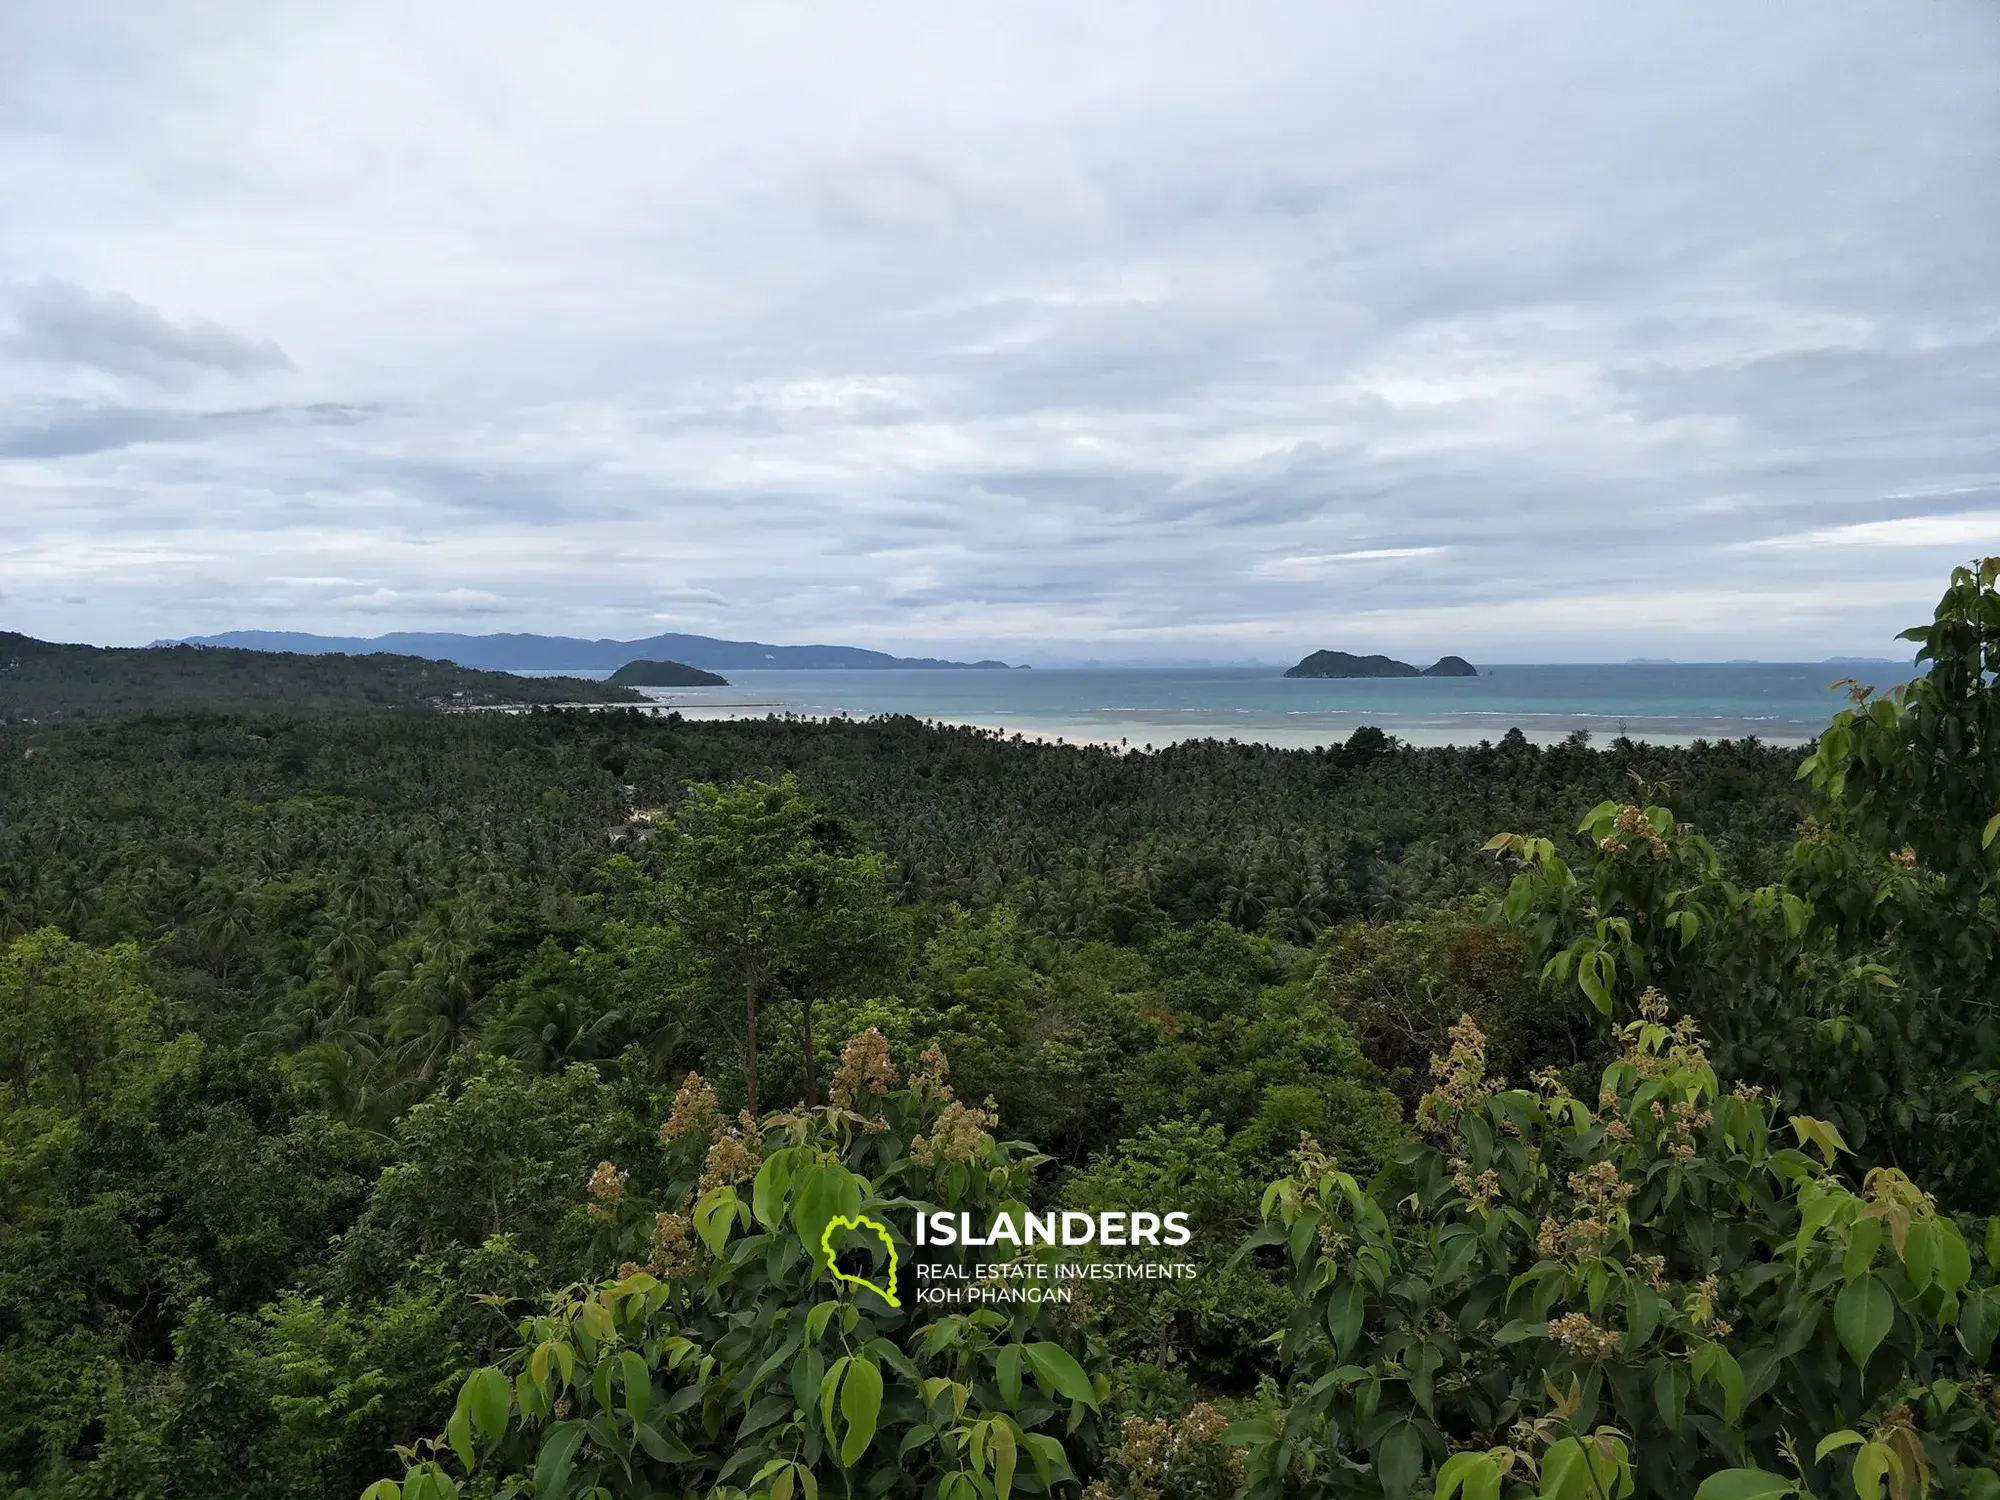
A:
[606,658,730,687]
[1285,650,1477,679]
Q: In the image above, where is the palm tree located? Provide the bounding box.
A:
[292,1037,406,1132]
[311,905,380,999]
[194,879,256,980]
[386,935,490,1082]
[1218,860,1268,929]
[1263,874,1334,945]
[486,991,622,1074]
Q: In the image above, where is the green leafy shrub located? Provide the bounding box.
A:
[1059,1122,1288,1391]
[1228,995,2000,1498]
[361,1033,1115,1499]
[1307,911,1566,1111]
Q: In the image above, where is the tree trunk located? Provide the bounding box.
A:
[744,968,760,1119]
[801,995,817,1107]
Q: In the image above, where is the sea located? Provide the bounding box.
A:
[515,661,1914,750]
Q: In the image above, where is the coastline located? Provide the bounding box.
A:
[486,698,1820,751]
[481,662,1873,750]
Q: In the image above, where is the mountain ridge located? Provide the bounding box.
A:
[1,632,641,719]
[177,629,1013,672]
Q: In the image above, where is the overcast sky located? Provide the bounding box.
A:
[2,3,1996,662]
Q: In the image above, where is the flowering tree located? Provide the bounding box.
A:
[1227,996,2000,1498]
[360,1032,1115,1500]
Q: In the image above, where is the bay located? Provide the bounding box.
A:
[515,660,1914,749]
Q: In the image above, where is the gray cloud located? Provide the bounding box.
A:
[0,400,371,459]
[0,2,1995,659]
[5,279,293,387]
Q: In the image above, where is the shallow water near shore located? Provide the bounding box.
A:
[514,660,1913,749]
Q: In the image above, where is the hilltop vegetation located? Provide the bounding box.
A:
[606,658,729,687]
[0,632,641,721]
[0,563,1997,1500]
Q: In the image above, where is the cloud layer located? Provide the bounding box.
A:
[1,2,1995,659]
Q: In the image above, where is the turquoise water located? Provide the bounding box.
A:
[522,661,1913,749]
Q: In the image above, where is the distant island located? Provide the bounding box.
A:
[1285,650,1478,679]
[1,632,642,721]
[180,629,1015,672]
[606,659,729,687]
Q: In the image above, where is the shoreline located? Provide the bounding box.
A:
[469,699,1818,751]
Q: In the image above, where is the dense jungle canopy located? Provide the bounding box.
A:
[0,632,639,720]
[2,562,1998,1500]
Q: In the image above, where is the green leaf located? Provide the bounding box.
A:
[1435,1451,1502,1500]
[1982,810,2000,849]
[790,1345,824,1417]
[752,1147,803,1230]
[361,1483,403,1500]
[619,1350,650,1424]
[819,1356,851,1449]
[531,1424,584,1500]
[466,1368,512,1441]
[693,1185,741,1257]
[1021,1432,1075,1485]
[1901,1218,1939,1290]
[1624,1284,1661,1351]
[1579,951,1613,1015]
[990,1416,1018,1500]
[445,1408,474,1474]
[742,1391,795,1437]
[1835,1274,1895,1369]
[1958,1286,1998,1363]
[1578,801,1618,835]
[995,1344,1022,1408]
[578,1298,614,1342]
[791,1165,863,1272]
[1851,1441,1901,1500]
[1843,1217,1883,1281]
[1219,1417,1279,1446]
[1814,1431,1865,1462]
[1375,1419,1423,1499]
[838,1357,883,1467]
[1936,1222,1972,1294]
[590,1358,613,1425]
[1654,1364,1686,1431]
[805,1300,837,1343]
[516,1370,546,1422]
[1021,1342,1098,1409]
[635,1422,694,1463]
[1788,1115,1849,1166]
[1326,1278,1365,1355]
[1692,1471,1798,1500]
[1693,1343,1744,1424]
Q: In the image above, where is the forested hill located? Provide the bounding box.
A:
[182,627,1016,671]
[6,558,2000,1500]
[0,631,643,720]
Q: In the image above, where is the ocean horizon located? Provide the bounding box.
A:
[510,660,1914,749]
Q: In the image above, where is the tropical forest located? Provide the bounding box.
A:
[3,560,1999,1500]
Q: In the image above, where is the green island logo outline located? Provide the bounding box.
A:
[820,1213,901,1308]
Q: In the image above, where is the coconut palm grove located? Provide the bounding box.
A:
[3,562,2000,1499]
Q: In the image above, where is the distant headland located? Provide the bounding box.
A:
[606,659,729,687]
[179,630,1015,672]
[1284,651,1478,679]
